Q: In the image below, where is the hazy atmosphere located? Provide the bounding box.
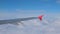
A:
[0,0,60,34]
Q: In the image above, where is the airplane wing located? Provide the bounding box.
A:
[0,17,38,25]
[0,15,43,25]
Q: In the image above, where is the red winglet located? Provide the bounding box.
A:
[38,15,44,21]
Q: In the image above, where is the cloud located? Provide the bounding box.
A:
[1,18,60,34]
[0,9,60,34]
[22,15,60,34]
[0,9,46,20]
[16,9,46,14]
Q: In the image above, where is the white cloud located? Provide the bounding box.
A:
[16,9,46,14]
[0,9,60,34]
[0,16,60,34]
[0,9,46,20]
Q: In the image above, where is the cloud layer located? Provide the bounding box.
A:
[0,15,60,34]
[0,9,60,34]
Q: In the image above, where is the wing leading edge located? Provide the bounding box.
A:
[0,17,38,25]
[0,15,43,25]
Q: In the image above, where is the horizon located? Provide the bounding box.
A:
[0,0,60,34]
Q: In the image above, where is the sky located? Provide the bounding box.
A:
[0,0,60,18]
[0,0,60,34]
[0,0,60,19]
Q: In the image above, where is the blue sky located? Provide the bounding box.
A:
[0,0,60,19]
[0,0,60,13]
